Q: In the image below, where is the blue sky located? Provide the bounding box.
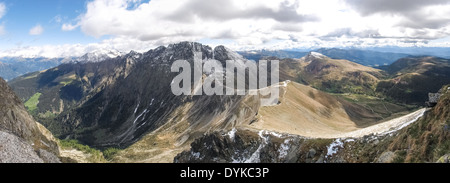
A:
[0,0,449,58]
[0,0,98,48]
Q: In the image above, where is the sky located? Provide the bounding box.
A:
[0,0,449,58]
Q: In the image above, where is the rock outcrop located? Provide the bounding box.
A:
[0,77,60,163]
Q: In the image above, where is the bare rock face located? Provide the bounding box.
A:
[376,151,395,163]
[426,93,442,107]
[174,129,315,163]
[0,77,60,163]
[0,131,43,163]
[437,154,450,163]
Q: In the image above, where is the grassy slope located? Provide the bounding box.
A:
[387,85,450,162]
[247,82,383,138]
[279,55,385,96]
[24,92,42,114]
[337,85,450,163]
[376,57,450,104]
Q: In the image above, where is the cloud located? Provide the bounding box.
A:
[71,0,450,47]
[2,0,450,58]
[323,28,381,38]
[51,15,63,23]
[344,0,450,16]
[344,0,450,29]
[62,23,79,31]
[29,24,44,35]
[73,0,318,42]
[0,3,5,19]
[0,36,163,58]
[165,0,318,23]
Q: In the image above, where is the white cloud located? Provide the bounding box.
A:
[71,0,450,47]
[29,24,44,35]
[2,0,450,58]
[62,23,79,31]
[73,0,321,42]
[52,15,63,23]
[0,3,5,19]
[0,36,161,58]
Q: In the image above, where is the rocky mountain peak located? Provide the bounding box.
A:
[304,51,327,61]
[124,50,143,59]
[140,42,248,65]
[213,45,245,62]
[75,49,123,63]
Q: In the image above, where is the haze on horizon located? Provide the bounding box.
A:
[0,0,449,58]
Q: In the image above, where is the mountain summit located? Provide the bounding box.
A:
[75,49,123,63]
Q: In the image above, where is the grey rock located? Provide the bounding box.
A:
[373,139,380,145]
[307,148,316,158]
[316,155,324,163]
[376,151,395,163]
[0,131,43,163]
[0,77,60,162]
[37,149,61,163]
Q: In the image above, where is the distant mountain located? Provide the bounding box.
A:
[366,47,450,58]
[314,48,410,67]
[376,56,450,104]
[0,57,67,81]
[0,50,125,81]
[74,49,123,63]
[238,50,308,61]
[238,48,412,67]
[279,52,385,95]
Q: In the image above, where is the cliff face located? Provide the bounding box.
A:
[0,78,60,163]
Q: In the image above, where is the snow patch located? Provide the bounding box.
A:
[336,108,427,138]
[345,138,355,143]
[267,131,283,138]
[191,151,201,159]
[380,110,426,135]
[227,128,237,141]
[133,109,148,124]
[75,49,123,63]
[309,52,325,58]
[149,98,154,106]
[278,139,292,159]
[326,138,344,158]
[244,130,269,163]
[133,103,140,114]
[283,80,291,87]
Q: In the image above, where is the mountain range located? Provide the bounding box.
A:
[0,50,123,81]
[238,48,412,67]
[1,42,450,163]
